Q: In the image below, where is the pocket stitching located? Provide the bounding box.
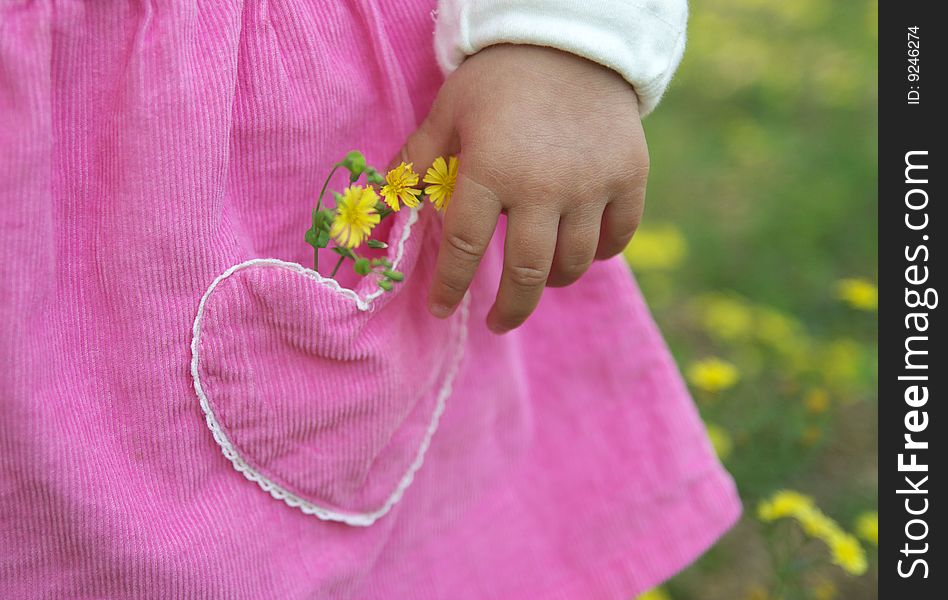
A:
[190,207,469,526]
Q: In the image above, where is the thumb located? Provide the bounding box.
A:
[392,94,459,174]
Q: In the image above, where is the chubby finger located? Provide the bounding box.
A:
[596,195,644,260]
[399,93,459,174]
[487,207,558,333]
[428,172,502,318]
[548,208,602,287]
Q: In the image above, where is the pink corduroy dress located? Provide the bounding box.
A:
[0,1,740,598]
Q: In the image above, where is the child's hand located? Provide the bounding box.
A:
[402,44,649,333]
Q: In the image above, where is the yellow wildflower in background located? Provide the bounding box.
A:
[809,579,837,600]
[758,490,814,521]
[835,277,878,311]
[829,533,868,575]
[624,223,688,271]
[697,294,753,341]
[424,156,459,212]
[636,588,672,600]
[800,425,823,447]
[757,490,868,576]
[380,162,422,211]
[804,388,830,415]
[820,338,863,391]
[754,307,813,370]
[798,507,837,539]
[705,423,733,460]
[855,511,878,545]
[687,357,740,393]
[330,185,381,249]
[742,585,773,600]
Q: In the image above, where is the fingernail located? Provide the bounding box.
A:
[388,147,409,170]
[486,313,508,335]
[429,302,453,318]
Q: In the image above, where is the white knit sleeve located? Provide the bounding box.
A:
[433,0,688,115]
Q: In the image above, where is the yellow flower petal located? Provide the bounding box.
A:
[380,162,422,212]
[330,185,380,249]
[424,155,458,212]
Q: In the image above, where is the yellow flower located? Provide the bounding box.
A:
[758,490,868,577]
[754,307,812,371]
[810,579,837,600]
[380,162,422,212]
[800,425,823,447]
[804,388,830,414]
[855,511,878,545]
[835,277,878,311]
[705,423,733,460]
[637,588,672,600]
[757,490,814,522]
[798,507,837,539]
[820,339,862,390]
[624,224,688,271]
[829,533,868,575]
[687,357,739,393]
[329,185,381,249]
[698,294,753,341]
[424,156,459,211]
[742,585,772,600]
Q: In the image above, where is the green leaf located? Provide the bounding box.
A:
[315,230,330,248]
[319,210,335,230]
[304,228,319,248]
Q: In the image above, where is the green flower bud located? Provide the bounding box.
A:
[366,168,385,185]
[378,279,394,292]
[383,270,404,282]
[366,239,388,249]
[342,150,366,179]
[354,258,371,275]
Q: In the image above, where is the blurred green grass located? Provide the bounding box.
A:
[627,1,878,598]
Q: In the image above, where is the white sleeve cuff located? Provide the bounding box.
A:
[433,0,688,116]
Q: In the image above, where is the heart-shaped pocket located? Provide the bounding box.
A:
[190,208,467,526]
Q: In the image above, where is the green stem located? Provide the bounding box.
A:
[316,164,343,212]
[313,163,343,273]
[330,255,345,278]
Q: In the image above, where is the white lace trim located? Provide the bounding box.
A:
[190,207,469,526]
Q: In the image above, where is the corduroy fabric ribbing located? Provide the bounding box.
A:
[1,1,739,598]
